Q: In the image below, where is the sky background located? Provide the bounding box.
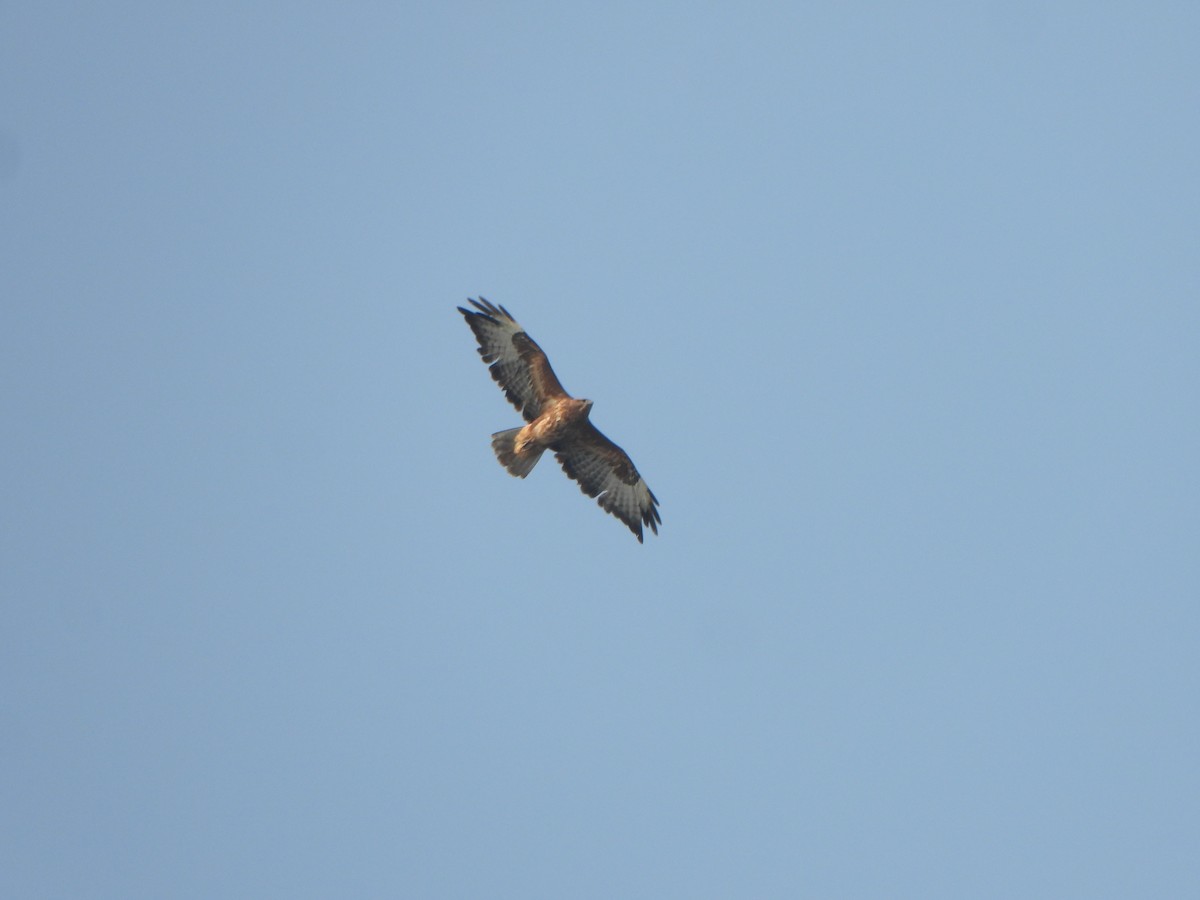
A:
[2,3,1198,897]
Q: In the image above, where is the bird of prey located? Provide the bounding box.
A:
[458,298,661,542]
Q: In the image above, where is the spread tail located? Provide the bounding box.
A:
[491,427,543,478]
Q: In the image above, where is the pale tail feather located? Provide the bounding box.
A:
[491,427,543,478]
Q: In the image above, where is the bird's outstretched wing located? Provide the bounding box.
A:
[458,298,570,422]
[554,422,661,543]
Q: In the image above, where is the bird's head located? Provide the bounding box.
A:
[578,398,594,416]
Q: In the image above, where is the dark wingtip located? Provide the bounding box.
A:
[461,297,518,327]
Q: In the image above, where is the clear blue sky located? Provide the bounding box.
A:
[3,3,1197,897]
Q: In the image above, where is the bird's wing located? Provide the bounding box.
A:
[554,421,660,542]
[458,298,569,422]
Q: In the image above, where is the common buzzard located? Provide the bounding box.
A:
[458,298,661,542]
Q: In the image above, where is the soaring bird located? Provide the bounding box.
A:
[459,298,661,542]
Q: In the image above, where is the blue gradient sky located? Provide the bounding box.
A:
[3,3,1198,897]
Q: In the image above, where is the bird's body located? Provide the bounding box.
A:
[490,396,592,479]
[458,298,661,542]
[522,396,593,451]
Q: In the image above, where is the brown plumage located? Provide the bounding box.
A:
[458,298,661,542]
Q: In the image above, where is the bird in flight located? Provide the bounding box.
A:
[458,298,661,542]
